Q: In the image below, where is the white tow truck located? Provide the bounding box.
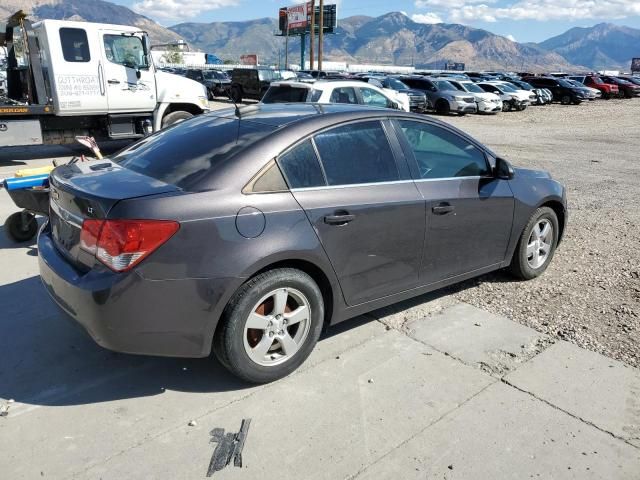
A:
[0,12,209,147]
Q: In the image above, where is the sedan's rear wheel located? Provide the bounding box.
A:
[213,268,324,383]
[509,207,559,280]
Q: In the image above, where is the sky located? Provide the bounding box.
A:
[112,0,640,43]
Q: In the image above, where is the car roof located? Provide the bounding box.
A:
[207,103,393,128]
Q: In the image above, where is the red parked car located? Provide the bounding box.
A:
[569,75,619,99]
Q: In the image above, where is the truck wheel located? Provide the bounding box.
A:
[213,268,324,384]
[231,87,242,104]
[161,111,193,128]
[5,211,38,243]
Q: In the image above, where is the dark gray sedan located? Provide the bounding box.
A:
[39,104,567,383]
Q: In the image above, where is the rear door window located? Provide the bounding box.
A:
[277,140,326,188]
[60,28,90,63]
[329,87,358,104]
[313,121,399,186]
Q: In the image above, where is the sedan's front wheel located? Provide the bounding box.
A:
[214,268,324,383]
[509,207,559,280]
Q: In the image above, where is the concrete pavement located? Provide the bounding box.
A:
[0,177,639,479]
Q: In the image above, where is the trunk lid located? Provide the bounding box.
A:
[49,160,179,269]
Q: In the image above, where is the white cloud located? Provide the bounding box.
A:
[506,34,516,41]
[411,12,444,24]
[132,0,239,23]
[415,0,496,9]
[442,0,640,23]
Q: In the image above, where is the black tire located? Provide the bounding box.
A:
[458,111,466,116]
[231,86,242,103]
[502,101,512,112]
[161,111,193,128]
[435,99,450,115]
[5,211,38,243]
[509,207,559,280]
[207,89,214,100]
[561,95,571,105]
[213,268,324,384]
[603,92,610,100]
[572,99,582,105]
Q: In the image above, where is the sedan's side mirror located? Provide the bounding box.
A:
[495,157,515,180]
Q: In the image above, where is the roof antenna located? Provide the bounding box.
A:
[226,90,241,119]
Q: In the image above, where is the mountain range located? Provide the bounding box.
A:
[2,0,638,71]
[172,12,577,71]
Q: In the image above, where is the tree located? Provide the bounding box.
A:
[162,45,183,64]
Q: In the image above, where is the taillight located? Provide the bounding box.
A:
[80,219,179,272]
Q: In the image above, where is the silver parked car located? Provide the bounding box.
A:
[400,76,478,115]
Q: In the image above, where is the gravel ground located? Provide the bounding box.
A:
[438,98,640,368]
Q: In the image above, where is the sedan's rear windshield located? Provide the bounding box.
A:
[262,86,310,103]
[112,114,274,189]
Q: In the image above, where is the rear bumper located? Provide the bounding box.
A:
[38,226,239,358]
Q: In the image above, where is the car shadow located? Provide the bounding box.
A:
[0,270,518,408]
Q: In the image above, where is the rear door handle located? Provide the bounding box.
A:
[107,79,120,84]
[432,203,455,215]
[324,212,355,225]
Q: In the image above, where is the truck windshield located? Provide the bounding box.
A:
[103,34,148,69]
[112,114,274,189]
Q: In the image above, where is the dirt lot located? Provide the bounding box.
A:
[438,98,640,368]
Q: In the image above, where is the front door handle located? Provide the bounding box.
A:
[107,79,120,84]
[432,203,455,215]
[324,211,355,225]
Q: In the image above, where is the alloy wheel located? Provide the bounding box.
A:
[243,287,311,366]
[526,219,553,269]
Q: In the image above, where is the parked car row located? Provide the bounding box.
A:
[160,65,640,117]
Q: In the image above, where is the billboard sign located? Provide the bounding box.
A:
[279,3,336,36]
[632,58,640,73]
[240,54,258,66]
[287,3,309,30]
[445,62,465,71]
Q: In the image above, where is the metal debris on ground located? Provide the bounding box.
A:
[207,418,251,476]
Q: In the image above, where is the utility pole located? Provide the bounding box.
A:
[318,0,324,71]
[309,0,315,71]
[285,15,289,69]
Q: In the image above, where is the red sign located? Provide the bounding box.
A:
[240,54,258,66]
[286,3,310,30]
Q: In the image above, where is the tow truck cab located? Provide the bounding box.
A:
[0,13,209,147]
